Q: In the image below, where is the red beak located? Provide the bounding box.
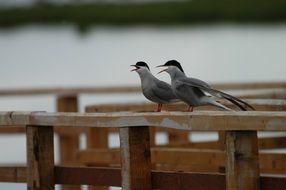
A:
[130,65,139,72]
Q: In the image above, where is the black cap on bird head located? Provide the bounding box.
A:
[135,61,150,71]
[164,60,184,73]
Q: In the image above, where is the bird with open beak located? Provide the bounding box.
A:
[157,60,255,111]
[131,61,179,112]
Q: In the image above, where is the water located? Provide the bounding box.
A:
[0,24,286,189]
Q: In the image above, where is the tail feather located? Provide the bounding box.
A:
[208,99,233,111]
[224,96,247,111]
[217,90,255,111]
[205,88,255,111]
[179,80,255,111]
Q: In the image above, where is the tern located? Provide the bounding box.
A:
[131,61,179,112]
[157,60,255,111]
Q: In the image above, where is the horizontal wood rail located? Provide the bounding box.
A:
[1,166,286,190]
[77,148,286,174]
[0,111,285,190]
[1,99,285,133]
[1,111,285,131]
[0,82,283,190]
[0,81,285,96]
[86,99,286,112]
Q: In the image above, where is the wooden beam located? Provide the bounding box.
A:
[1,166,286,190]
[86,128,109,190]
[152,171,225,190]
[0,81,286,96]
[54,166,286,190]
[86,99,286,113]
[55,166,121,186]
[0,81,284,96]
[26,125,54,190]
[120,126,152,190]
[226,131,260,190]
[1,111,286,131]
[77,148,286,174]
[0,166,26,183]
[213,81,286,90]
[56,95,80,190]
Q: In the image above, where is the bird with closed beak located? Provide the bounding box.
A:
[157,60,255,111]
[131,61,179,112]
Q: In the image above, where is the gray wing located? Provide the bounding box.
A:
[180,77,212,89]
[152,79,178,102]
[178,77,255,110]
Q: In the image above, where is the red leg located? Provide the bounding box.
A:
[156,103,162,112]
[187,106,194,112]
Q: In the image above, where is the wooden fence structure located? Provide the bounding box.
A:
[0,111,286,190]
[0,81,285,190]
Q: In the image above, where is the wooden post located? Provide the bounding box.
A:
[87,128,109,190]
[218,132,226,149]
[57,95,80,190]
[120,126,152,190]
[26,125,54,190]
[226,131,260,190]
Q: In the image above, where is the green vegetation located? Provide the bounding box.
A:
[1,0,286,29]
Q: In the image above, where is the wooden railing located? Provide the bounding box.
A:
[0,111,286,190]
[0,82,285,190]
[0,81,285,96]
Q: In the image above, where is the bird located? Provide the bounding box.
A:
[131,61,179,112]
[157,60,255,111]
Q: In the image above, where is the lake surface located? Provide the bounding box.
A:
[0,24,286,189]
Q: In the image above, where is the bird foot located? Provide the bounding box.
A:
[187,106,194,112]
[154,104,162,112]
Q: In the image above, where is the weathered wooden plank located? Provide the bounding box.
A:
[86,127,109,190]
[56,95,81,190]
[1,111,286,131]
[226,131,260,190]
[259,136,286,149]
[1,166,286,190]
[26,125,54,190]
[0,126,25,133]
[261,175,286,190]
[0,82,284,96]
[213,81,286,90]
[0,166,26,183]
[152,171,225,190]
[153,135,286,150]
[238,89,286,99]
[86,99,286,112]
[0,126,87,134]
[54,166,286,190]
[120,126,152,190]
[55,166,121,186]
[77,148,286,174]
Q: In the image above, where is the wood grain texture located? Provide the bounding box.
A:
[77,147,286,174]
[0,111,286,131]
[2,166,286,189]
[57,95,81,190]
[1,111,286,131]
[86,128,109,190]
[0,81,284,96]
[26,125,54,190]
[0,166,26,183]
[226,131,260,190]
[120,127,152,190]
[86,99,286,112]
